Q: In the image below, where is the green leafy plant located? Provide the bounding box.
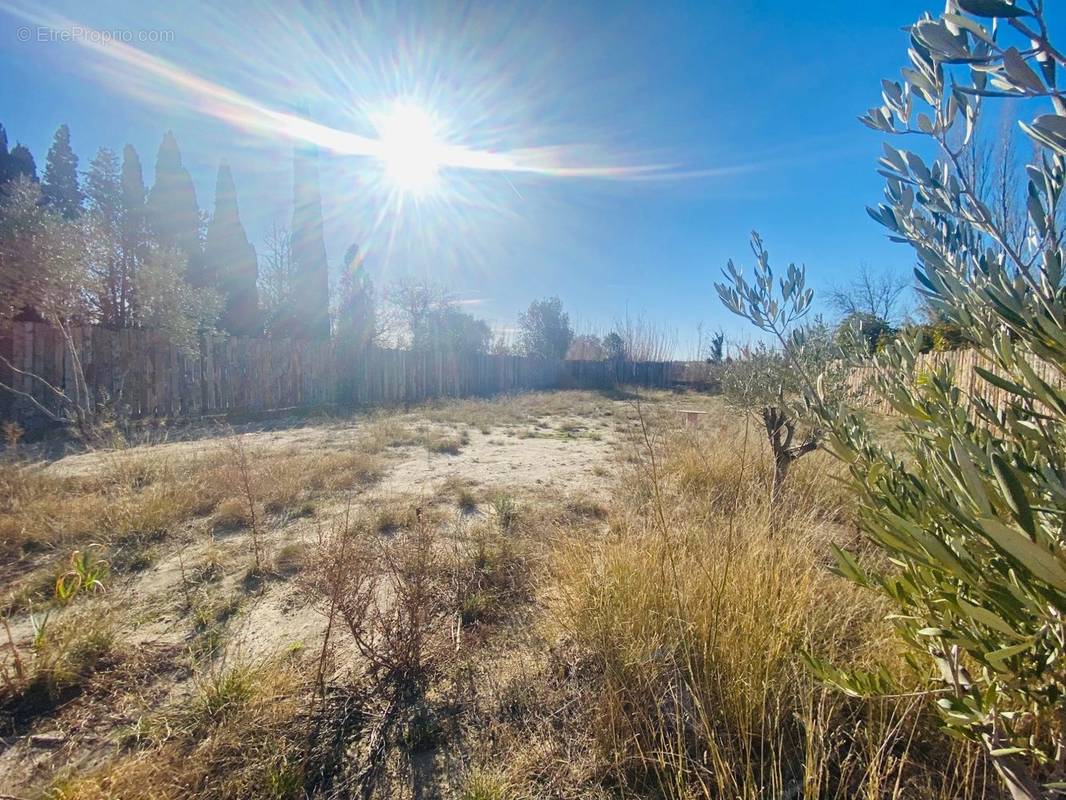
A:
[55,544,109,605]
[30,605,52,650]
[715,233,848,503]
[719,3,1066,798]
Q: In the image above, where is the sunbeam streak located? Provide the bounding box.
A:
[0,3,679,184]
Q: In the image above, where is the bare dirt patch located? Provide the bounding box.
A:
[0,389,646,796]
[375,426,617,497]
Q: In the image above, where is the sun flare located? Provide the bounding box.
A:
[371,102,444,195]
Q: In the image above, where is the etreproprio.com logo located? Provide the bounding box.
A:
[16,26,175,44]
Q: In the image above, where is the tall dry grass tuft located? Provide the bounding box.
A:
[550,409,997,799]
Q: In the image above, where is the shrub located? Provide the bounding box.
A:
[304,509,451,689]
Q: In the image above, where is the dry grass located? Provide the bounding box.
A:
[361,415,470,455]
[536,408,998,799]
[1,390,999,799]
[2,393,630,797]
[0,432,388,615]
[45,656,310,800]
[0,451,223,563]
[1,600,119,737]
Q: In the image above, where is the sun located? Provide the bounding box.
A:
[371,102,444,195]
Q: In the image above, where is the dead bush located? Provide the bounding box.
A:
[306,507,451,689]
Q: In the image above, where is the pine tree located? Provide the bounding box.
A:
[85,147,124,327]
[8,144,36,182]
[288,143,330,339]
[146,131,203,285]
[41,124,83,218]
[120,144,147,325]
[204,162,260,336]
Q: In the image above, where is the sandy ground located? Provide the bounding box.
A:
[376,429,616,494]
[0,395,633,791]
[46,413,621,492]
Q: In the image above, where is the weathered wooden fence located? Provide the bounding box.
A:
[0,323,689,426]
[848,348,1064,413]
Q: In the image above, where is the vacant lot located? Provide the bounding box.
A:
[0,389,994,799]
[0,389,692,797]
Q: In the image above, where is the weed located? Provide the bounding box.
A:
[190,593,241,660]
[453,522,533,628]
[492,494,519,533]
[425,428,468,455]
[375,504,412,535]
[545,406,973,798]
[306,507,450,687]
[55,659,308,798]
[458,489,478,512]
[2,608,117,725]
[225,435,264,573]
[461,768,514,800]
[195,660,259,723]
[212,496,253,531]
[195,543,229,578]
[3,421,23,450]
[561,495,607,521]
[460,591,490,625]
[272,541,308,576]
[54,544,109,605]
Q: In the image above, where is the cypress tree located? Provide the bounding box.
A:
[0,124,11,185]
[204,162,260,336]
[85,148,121,218]
[335,244,375,348]
[41,124,83,218]
[85,147,124,327]
[8,144,36,182]
[146,131,204,285]
[120,144,147,324]
[289,143,330,339]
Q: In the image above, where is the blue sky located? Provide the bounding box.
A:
[0,0,970,353]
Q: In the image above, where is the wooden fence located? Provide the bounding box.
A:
[0,323,689,427]
[848,348,1064,414]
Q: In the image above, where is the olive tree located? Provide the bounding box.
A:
[723,3,1066,797]
[715,233,845,504]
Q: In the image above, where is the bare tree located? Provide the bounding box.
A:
[956,118,1032,257]
[566,333,607,360]
[258,221,295,335]
[611,313,675,362]
[826,265,911,323]
[385,277,491,354]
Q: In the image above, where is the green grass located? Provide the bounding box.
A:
[460,769,514,800]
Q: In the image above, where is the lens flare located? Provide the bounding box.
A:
[0,0,765,280]
[370,102,443,195]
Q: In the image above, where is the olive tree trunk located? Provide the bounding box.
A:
[762,406,818,506]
